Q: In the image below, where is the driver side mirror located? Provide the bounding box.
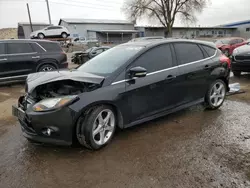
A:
[91,51,97,55]
[129,66,147,78]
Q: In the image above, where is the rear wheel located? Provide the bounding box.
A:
[233,71,241,77]
[205,79,226,110]
[76,105,116,150]
[61,32,68,38]
[38,33,45,39]
[38,64,56,72]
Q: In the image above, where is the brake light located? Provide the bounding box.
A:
[220,54,231,68]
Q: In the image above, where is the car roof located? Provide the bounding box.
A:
[122,39,216,48]
[0,39,59,44]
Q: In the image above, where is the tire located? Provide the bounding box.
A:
[38,33,45,39]
[233,71,241,77]
[205,79,226,110]
[61,32,68,38]
[76,105,116,150]
[38,64,56,72]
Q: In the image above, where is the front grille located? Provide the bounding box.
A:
[234,55,250,61]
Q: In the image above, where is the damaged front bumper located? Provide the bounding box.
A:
[12,95,77,146]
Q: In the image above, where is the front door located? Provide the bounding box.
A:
[121,44,180,124]
[173,42,210,104]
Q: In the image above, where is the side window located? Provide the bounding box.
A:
[7,43,34,54]
[94,49,103,54]
[38,42,62,52]
[131,44,173,73]
[231,39,237,44]
[201,45,216,57]
[174,43,204,65]
[237,39,244,43]
[0,43,6,55]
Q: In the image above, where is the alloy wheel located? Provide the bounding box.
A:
[42,66,54,71]
[92,109,115,146]
[209,82,226,107]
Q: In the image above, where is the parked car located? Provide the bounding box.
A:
[128,36,165,42]
[71,37,99,46]
[231,41,250,76]
[71,46,110,64]
[215,37,246,56]
[0,39,68,82]
[30,26,70,39]
[13,39,230,150]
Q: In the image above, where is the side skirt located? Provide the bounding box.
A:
[124,98,204,129]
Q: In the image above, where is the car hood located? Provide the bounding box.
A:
[26,70,105,93]
[234,44,250,54]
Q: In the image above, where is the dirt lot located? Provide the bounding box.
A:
[1,74,250,188]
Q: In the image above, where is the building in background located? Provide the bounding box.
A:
[18,22,50,39]
[59,18,138,44]
[220,20,250,39]
[135,26,237,39]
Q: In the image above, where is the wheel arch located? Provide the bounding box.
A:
[36,59,59,72]
[72,101,124,145]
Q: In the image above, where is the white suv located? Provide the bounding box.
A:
[30,26,70,39]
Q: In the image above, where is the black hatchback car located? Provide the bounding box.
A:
[0,39,68,82]
[13,39,230,150]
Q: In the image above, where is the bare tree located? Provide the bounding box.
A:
[123,0,209,37]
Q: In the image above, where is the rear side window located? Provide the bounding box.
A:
[201,45,216,57]
[7,43,34,54]
[237,39,244,43]
[38,42,62,52]
[0,43,5,54]
[132,44,173,73]
[174,43,204,65]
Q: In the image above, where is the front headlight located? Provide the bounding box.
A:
[33,95,78,112]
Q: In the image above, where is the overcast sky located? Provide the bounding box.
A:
[0,0,250,28]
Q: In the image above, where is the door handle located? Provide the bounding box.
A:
[204,65,210,70]
[32,56,40,59]
[165,75,176,81]
[0,58,7,61]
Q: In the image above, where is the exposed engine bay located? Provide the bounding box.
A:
[30,80,100,101]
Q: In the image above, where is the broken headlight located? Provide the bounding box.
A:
[33,95,78,112]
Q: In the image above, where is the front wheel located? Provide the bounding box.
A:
[76,105,116,150]
[205,80,226,110]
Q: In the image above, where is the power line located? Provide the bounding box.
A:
[52,0,121,9]
[49,1,116,11]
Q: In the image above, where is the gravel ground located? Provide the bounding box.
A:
[0,74,250,188]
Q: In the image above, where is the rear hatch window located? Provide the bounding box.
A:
[38,42,62,52]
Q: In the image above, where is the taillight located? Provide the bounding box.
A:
[220,54,231,69]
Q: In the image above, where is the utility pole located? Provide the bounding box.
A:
[45,0,52,25]
[26,3,33,32]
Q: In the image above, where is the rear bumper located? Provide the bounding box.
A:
[58,62,69,69]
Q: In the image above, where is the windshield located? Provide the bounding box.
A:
[78,45,144,76]
[215,39,231,45]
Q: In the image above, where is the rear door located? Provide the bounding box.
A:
[173,42,209,103]
[6,42,38,77]
[0,42,11,79]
